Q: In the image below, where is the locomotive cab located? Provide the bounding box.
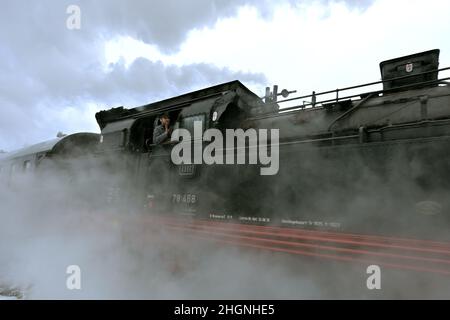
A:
[95,81,266,216]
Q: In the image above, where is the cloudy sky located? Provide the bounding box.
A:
[1,0,449,152]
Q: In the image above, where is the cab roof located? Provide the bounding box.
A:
[95,80,262,129]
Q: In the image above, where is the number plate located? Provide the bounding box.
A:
[172,193,198,204]
[172,193,198,214]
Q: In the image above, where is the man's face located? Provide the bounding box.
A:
[161,116,170,126]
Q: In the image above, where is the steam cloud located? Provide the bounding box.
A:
[1,144,450,300]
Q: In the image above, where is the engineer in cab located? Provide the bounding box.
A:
[153,113,173,145]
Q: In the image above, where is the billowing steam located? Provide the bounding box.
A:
[1,147,450,300]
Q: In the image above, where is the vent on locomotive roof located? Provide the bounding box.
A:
[380,49,440,92]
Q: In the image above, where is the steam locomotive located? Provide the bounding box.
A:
[2,49,450,240]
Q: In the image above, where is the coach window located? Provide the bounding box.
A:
[23,160,32,172]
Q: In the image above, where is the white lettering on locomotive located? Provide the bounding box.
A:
[171,121,279,176]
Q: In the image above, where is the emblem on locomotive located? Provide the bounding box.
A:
[406,62,414,73]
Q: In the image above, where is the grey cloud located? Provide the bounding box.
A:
[0,0,371,152]
[82,0,375,50]
[0,1,268,151]
[1,1,375,54]
[99,58,266,103]
[0,56,266,151]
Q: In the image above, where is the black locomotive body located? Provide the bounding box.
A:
[90,49,450,239]
[2,49,450,240]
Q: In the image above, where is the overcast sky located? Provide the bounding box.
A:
[1,0,449,152]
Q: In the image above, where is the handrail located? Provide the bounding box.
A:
[267,66,450,109]
[278,76,450,113]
